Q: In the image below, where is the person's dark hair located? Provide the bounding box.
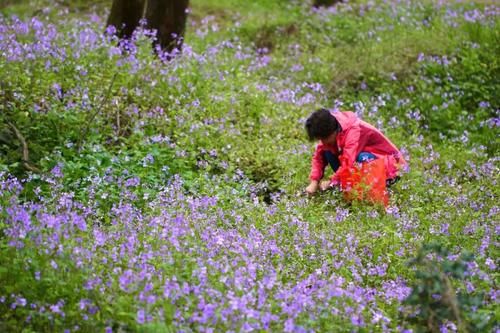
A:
[305,108,340,141]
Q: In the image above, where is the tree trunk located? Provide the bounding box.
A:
[313,0,342,8]
[145,0,189,54]
[106,0,146,39]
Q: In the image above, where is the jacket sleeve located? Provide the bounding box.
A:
[309,144,327,181]
[330,125,361,183]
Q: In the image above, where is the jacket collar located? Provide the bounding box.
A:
[330,110,359,132]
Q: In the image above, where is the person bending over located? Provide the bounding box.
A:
[305,108,406,195]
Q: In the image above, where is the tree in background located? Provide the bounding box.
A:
[106,0,145,40]
[106,0,189,56]
[145,0,189,55]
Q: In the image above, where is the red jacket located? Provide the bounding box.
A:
[309,111,407,183]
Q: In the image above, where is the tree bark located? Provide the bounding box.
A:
[106,0,146,39]
[313,0,342,8]
[145,0,189,54]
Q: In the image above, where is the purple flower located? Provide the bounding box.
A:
[479,101,490,108]
[50,301,64,316]
[17,297,27,307]
[105,25,117,36]
[125,177,140,187]
[335,207,350,222]
[119,270,134,292]
[485,258,496,270]
[440,223,450,235]
[137,309,146,324]
[284,318,295,333]
[351,314,365,326]
[50,163,63,178]
[464,9,482,23]
[146,295,156,304]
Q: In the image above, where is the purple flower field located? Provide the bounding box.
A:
[0,0,498,332]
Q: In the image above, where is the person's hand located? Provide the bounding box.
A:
[319,180,332,191]
[305,181,319,195]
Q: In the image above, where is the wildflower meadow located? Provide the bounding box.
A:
[0,0,498,332]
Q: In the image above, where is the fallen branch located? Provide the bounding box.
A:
[7,121,41,173]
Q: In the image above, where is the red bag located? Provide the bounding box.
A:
[337,159,389,206]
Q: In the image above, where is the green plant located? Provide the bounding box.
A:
[402,242,492,333]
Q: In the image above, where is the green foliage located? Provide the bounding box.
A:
[402,243,493,333]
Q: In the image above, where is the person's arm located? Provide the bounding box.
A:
[307,144,326,194]
[309,143,327,181]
